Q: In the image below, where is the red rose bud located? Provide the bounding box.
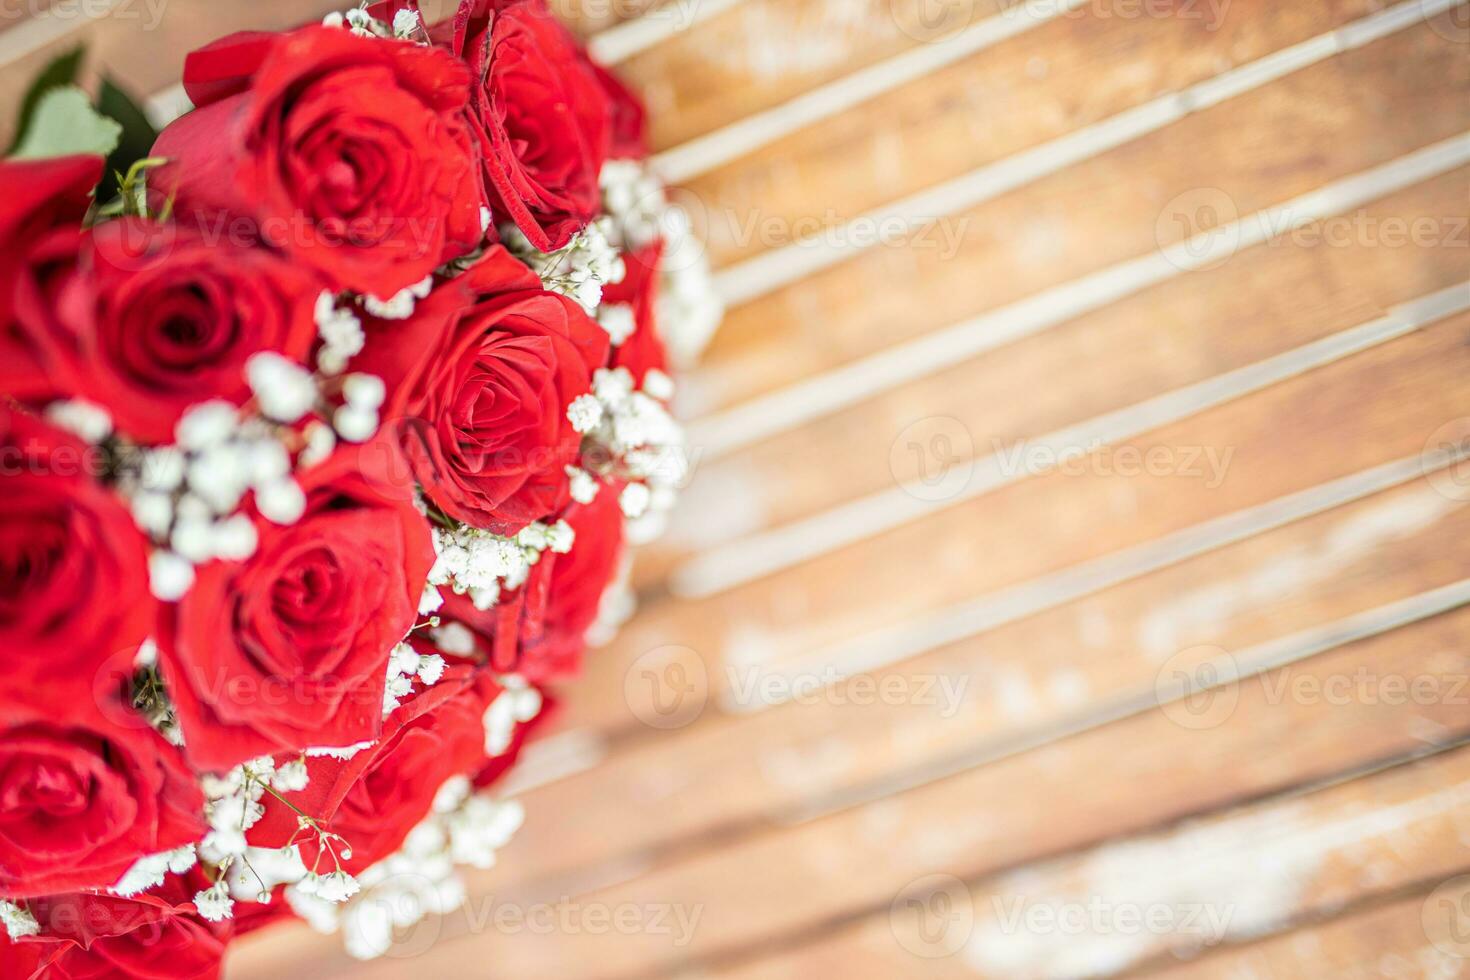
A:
[156,436,433,772]
[353,245,610,534]
[0,155,102,404]
[0,716,205,900]
[15,218,322,445]
[246,666,499,875]
[1,871,230,978]
[153,26,485,299]
[436,0,612,251]
[0,406,155,707]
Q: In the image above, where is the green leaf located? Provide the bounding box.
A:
[96,76,160,200]
[11,86,122,162]
[9,46,85,154]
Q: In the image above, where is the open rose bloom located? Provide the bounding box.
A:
[0,1,720,973]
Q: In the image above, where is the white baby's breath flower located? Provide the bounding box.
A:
[315,292,365,375]
[342,373,386,410]
[311,870,361,903]
[390,643,421,676]
[642,368,675,401]
[246,351,317,422]
[565,465,599,504]
[516,522,549,550]
[130,490,173,538]
[597,303,637,346]
[432,776,471,814]
[45,399,112,443]
[149,550,195,601]
[393,9,422,38]
[333,405,378,443]
[343,7,374,36]
[592,366,635,405]
[417,655,447,685]
[567,394,603,434]
[545,520,574,554]
[255,477,306,525]
[503,217,622,311]
[619,482,651,519]
[175,400,237,451]
[299,420,337,468]
[0,901,39,939]
[140,446,186,491]
[209,515,258,561]
[383,673,414,715]
[170,518,213,562]
[104,847,185,903]
[274,758,310,793]
[431,622,476,657]
[482,678,542,756]
[193,881,234,922]
[185,444,250,513]
[445,797,524,868]
[362,290,413,320]
[245,438,291,486]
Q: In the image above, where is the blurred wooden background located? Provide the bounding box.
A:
[5,0,1470,976]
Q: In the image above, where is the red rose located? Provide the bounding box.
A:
[524,480,625,672]
[1,872,229,979]
[248,666,497,873]
[0,714,205,899]
[604,240,668,387]
[154,26,484,298]
[353,246,610,534]
[19,218,321,444]
[0,406,154,706]
[0,155,101,403]
[157,438,433,772]
[586,56,647,161]
[437,480,624,681]
[436,0,610,251]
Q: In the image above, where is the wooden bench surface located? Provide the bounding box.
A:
[5,0,1468,976]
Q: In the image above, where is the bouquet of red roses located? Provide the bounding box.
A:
[0,2,720,974]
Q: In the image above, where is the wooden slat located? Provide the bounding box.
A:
[703,746,1470,979]
[683,0,1378,269]
[641,166,1470,584]
[477,474,1470,897]
[0,0,349,145]
[297,604,1470,979]
[619,0,1011,151]
[1138,887,1470,979]
[560,309,1470,737]
[685,14,1470,417]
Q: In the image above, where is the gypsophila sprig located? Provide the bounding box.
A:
[503,216,625,312]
